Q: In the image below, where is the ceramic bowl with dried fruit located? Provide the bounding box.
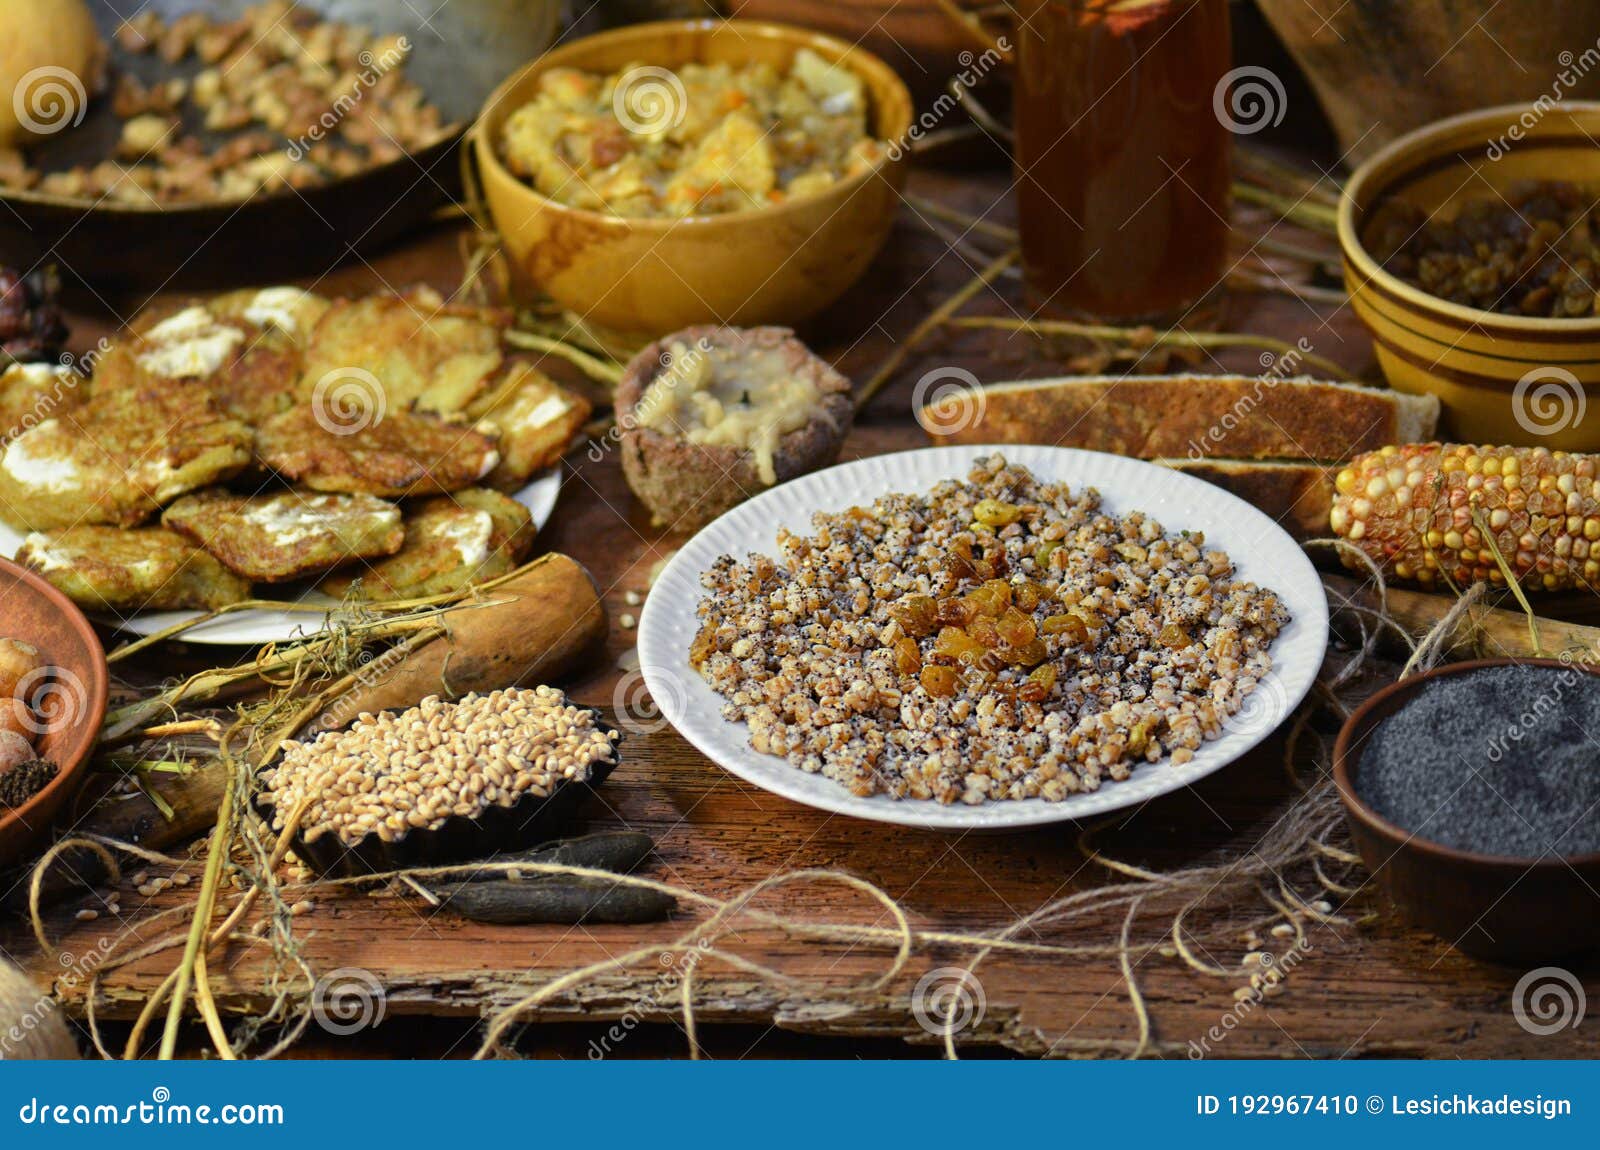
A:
[1339,101,1600,450]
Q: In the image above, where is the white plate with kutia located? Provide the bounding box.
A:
[638,446,1329,831]
[0,470,562,645]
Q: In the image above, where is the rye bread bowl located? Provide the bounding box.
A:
[617,326,854,533]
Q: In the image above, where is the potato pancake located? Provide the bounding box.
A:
[254,406,500,498]
[468,364,591,489]
[321,488,535,600]
[163,489,404,582]
[18,526,251,612]
[0,363,84,446]
[93,301,305,425]
[297,288,508,416]
[0,380,251,531]
[207,286,331,347]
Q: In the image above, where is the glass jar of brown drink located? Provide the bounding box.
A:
[1012,0,1232,320]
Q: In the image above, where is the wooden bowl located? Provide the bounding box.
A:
[1332,658,1600,962]
[0,558,109,866]
[1338,102,1600,450]
[472,19,913,337]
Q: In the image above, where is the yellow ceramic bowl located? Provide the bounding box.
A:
[473,19,913,337]
[1339,101,1600,451]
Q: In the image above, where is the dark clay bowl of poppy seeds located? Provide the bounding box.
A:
[1333,659,1600,962]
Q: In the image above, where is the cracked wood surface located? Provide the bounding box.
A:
[4,166,1597,1058]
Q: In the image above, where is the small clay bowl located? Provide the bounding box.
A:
[0,557,110,867]
[257,706,621,880]
[1332,658,1600,962]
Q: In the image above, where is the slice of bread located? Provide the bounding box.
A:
[1153,458,1336,541]
[921,374,1439,462]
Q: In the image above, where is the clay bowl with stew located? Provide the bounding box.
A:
[1338,102,1600,451]
[1332,658,1600,963]
[472,19,914,337]
[0,558,110,867]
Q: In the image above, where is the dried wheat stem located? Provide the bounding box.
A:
[903,194,1017,244]
[1234,183,1339,234]
[945,315,1353,379]
[157,746,236,1060]
[504,330,623,385]
[857,247,1019,410]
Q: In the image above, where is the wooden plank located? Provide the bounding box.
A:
[8,167,1596,1060]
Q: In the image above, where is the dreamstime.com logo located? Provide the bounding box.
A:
[1184,337,1316,460]
[2,938,114,1059]
[1512,966,1585,1036]
[286,36,410,161]
[613,67,686,136]
[912,366,986,437]
[17,1088,284,1127]
[1212,66,1286,135]
[1217,675,1289,743]
[612,665,683,736]
[318,645,410,731]
[12,66,87,136]
[12,665,89,738]
[1512,366,1586,437]
[312,368,387,436]
[911,967,986,1038]
[311,967,387,1036]
[885,42,1009,162]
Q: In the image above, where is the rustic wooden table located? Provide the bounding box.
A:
[6,165,1597,1060]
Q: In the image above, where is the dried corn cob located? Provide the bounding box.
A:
[1331,444,1600,591]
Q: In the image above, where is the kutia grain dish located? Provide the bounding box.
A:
[498,50,884,218]
[259,687,618,848]
[689,455,1290,804]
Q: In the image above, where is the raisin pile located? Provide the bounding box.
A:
[1373,180,1600,318]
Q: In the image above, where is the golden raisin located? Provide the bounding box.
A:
[944,550,976,581]
[1013,581,1043,612]
[996,606,1037,648]
[1158,623,1190,649]
[937,597,974,627]
[920,664,958,697]
[932,626,987,666]
[689,623,717,666]
[969,617,1001,649]
[1127,716,1157,755]
[891,594,938,637]
[1018,663,1057,703]
[1034,541,1061,571]
[974,498,1023,527]
[965,579,1011,618]
[892,636,921,675]
[1005,638,1048,667]
[1041,613,1088,643]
